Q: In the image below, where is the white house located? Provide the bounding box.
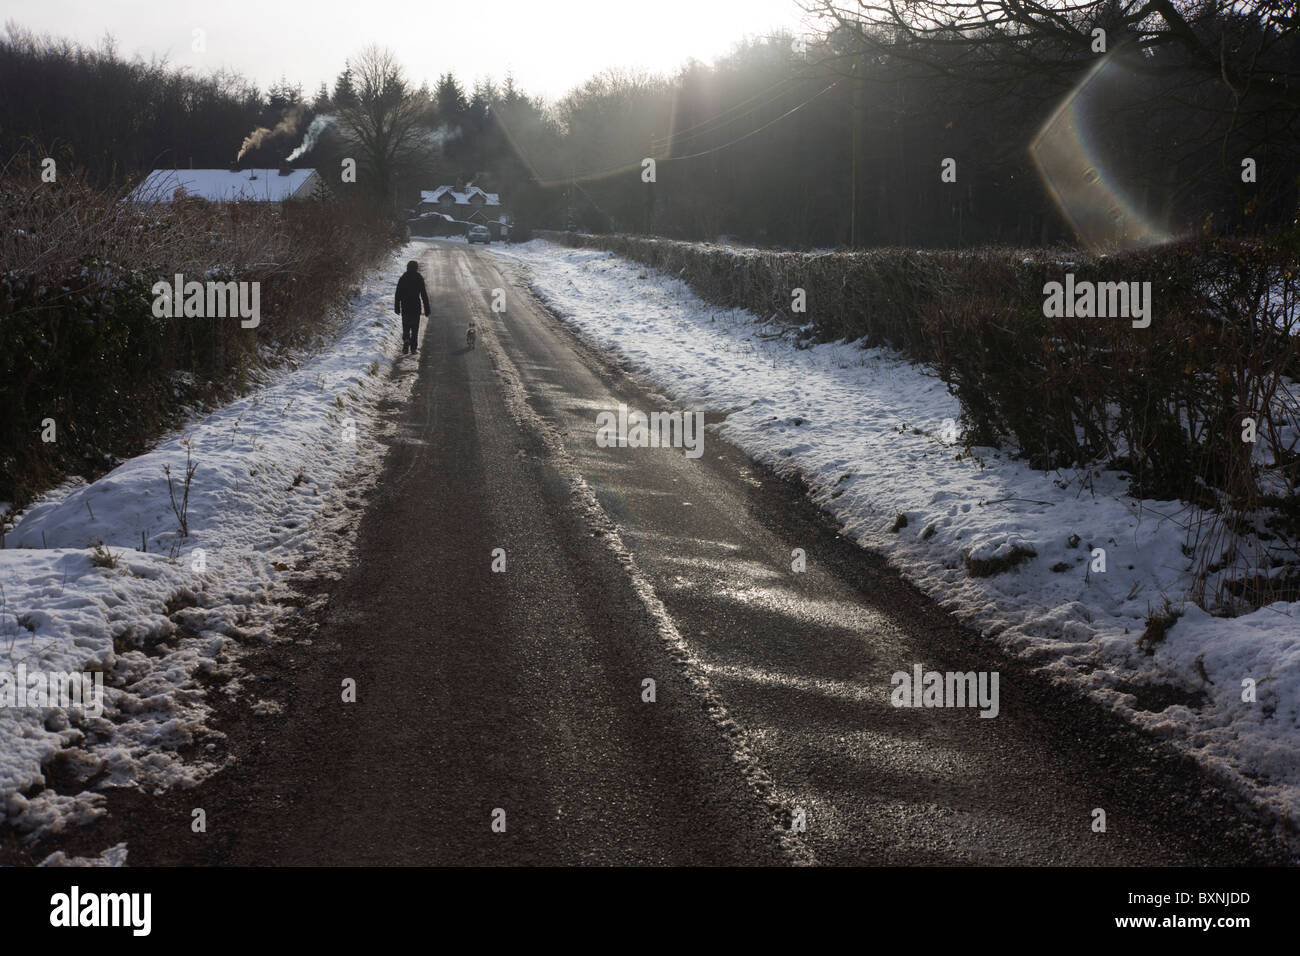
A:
[418,185,504,224]
[128,167,324,204]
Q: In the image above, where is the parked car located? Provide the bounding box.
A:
[467,224,491,244]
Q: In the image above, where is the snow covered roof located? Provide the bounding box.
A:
[421,185,501,206]
[128,169,320,203]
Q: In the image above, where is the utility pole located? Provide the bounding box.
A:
[646,135,655,235]
[850,53,865,248]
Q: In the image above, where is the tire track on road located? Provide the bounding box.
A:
[453,248,817,866]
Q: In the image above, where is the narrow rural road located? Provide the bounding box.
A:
[65,239,1294,866]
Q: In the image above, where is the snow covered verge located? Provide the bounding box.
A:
[0,245,417,856]
[488,239,1300,831]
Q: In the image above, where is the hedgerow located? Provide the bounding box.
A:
[0,154,394,509]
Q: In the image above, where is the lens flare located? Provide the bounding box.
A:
[1030,51,1173,252]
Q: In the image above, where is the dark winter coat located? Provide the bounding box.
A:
[395,269,431,317]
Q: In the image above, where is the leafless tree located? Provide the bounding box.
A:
[802,2,1298,104]
[336,45,434,212]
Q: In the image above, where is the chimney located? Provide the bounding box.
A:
[278,164,293,176]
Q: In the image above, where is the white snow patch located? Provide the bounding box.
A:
[39,841,129,867]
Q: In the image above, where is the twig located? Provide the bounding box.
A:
[164,443,198,538]
[1,581,15,655]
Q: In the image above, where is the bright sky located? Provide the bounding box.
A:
[5,0,813,102]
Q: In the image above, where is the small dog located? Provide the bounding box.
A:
[466,324,477,349]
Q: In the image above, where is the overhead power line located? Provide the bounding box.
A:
[651,73,801,150]
[663,81,841,162]
[530,79,841,188]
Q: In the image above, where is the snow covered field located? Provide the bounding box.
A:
[0,246,415,854]
[488,239,1300,827]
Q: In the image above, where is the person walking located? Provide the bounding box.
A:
[394,259,431,354]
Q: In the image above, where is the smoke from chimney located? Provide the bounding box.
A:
[284,113,338,162]
[236,106,306,162]
[424,123,461,151]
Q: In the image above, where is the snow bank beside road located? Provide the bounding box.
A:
[488,239,1300,827]
[0,246,414,844]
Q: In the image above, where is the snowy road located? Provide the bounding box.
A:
[35,240,1294,864]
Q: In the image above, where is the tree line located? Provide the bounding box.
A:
[0,2,1294,249]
